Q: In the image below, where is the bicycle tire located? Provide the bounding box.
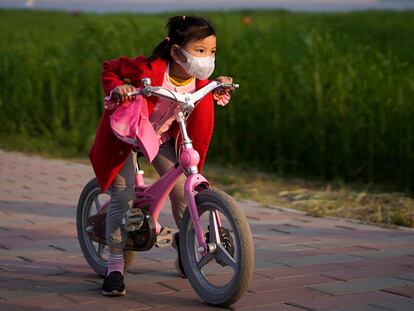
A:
[179,189,254,306]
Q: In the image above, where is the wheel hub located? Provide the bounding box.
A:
[205,226,235,266]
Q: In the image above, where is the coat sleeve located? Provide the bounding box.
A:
[102,55,147,96]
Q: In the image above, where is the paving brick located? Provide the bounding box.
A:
[153,303,225,310]
[231,287,327,309]
[309,276,414,295]
[0,288,57,300]
[255,244,314,252]
[370,299,414,311]
[235,303,309,311]
[0,260,66,275]
[287,245,379,257]
[322,265,414,281]
[254,263,349,280]
[122,270,180,285]
[356,242,414,251]
[60,296,151,310]
[254,259,288,269]
[6,293,75,309]
[0,281,98,300]
[0,302,35,311]
[329,304,392,311]
[351,249,414,260]
[127,259,175,274]
[248,274,338,293]
[157,277,192,292]
[285,290,406,310]
[0,279,34,291]
[132,289,201,308]
[381,285,414,298]
[396,272,414,282]
[339,256,414,270]
[272,254,363,267]
[254,250,300,261]
[59,291,101,304]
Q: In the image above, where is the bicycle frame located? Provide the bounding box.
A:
[98,79,238,255]
[133,109,213,253]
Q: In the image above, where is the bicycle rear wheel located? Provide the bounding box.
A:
[179,189,254,307]
[76,178,134,277]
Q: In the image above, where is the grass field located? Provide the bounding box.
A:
[1,9,414,191]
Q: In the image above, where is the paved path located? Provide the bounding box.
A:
[0,149,414,311]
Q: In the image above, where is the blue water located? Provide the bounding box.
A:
[1,0,414,13]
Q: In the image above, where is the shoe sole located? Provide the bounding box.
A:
[101,289,126,297]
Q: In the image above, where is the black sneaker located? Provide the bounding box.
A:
[172,232,187,278]
[101,271,126,296]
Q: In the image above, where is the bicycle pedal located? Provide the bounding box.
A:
[122,208,145,232]
[155,226,175,248]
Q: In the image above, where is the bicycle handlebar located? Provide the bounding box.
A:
[115,78,239,111]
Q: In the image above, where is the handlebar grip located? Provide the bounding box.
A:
[221,82,240,89]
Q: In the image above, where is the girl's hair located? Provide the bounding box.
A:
[147,15,216,65]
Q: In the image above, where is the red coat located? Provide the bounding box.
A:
[89,56,214,192]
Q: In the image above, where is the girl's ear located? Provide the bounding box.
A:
[170,44,180,61]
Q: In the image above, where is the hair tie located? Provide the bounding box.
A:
[165,36,170,42]
[182,15,186,21]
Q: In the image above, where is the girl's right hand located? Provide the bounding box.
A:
[111,84,137,103]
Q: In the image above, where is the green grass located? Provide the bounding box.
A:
[1,9,414,190]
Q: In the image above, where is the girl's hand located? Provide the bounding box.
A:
[213,76,233,106]
[104,84,137,110]
[111,84,137,103]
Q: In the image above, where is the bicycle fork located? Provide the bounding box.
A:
[177,111,215,256]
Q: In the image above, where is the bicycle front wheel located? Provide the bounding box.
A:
[179,189,254,307]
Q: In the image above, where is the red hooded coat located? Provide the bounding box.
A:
[89,56,214,192]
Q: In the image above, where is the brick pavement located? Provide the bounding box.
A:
[0,149,414,310]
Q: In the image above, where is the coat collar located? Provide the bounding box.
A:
[140,57,210,89]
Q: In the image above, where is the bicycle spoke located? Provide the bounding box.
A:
[94,198,101,212]
[209,209,221,244]
[97,243,105,256]
[197,253,215,270]
[216,243,236,270]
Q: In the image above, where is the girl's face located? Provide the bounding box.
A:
[171,35,217,62]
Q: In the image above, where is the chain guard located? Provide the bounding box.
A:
[126,211,157,251]
[86,209,157,252]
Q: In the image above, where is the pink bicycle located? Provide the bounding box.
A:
[76,78,254,306]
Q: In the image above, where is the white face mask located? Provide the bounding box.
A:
[175,48,215,80]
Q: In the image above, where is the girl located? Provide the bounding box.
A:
[89,15,233,296]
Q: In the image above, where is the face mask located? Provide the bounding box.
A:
[175,48,215,80]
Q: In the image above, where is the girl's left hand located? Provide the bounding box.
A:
[213,76,233,106]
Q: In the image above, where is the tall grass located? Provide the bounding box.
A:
[1,9,413,190]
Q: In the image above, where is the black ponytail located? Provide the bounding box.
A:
[147,15,216,66]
